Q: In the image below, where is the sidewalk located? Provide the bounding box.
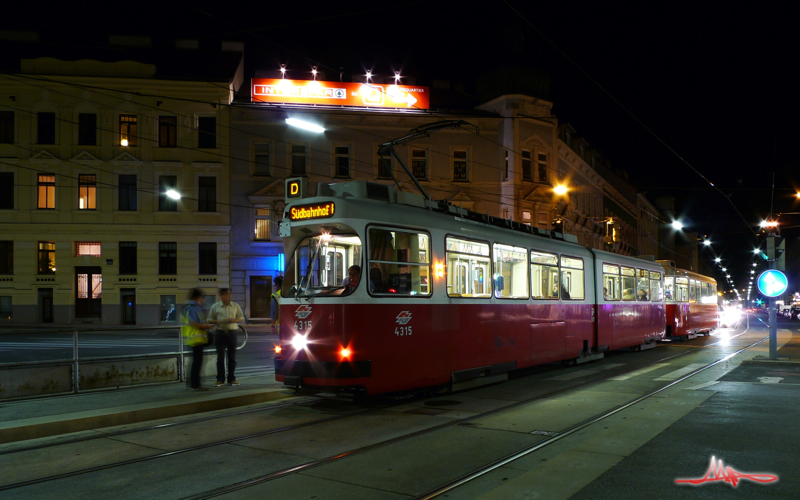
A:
[0,376,293,445]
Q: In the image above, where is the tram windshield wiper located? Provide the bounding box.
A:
[297,236,324,299]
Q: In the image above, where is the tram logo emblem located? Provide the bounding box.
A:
[295,305,312,319]
[396,311,412,325]
[675,456,778,487]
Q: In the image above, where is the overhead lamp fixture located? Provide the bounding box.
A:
[553,184,568,195]
[286,118,325,133]
[280,64,286,78]
[365,70,372,82]
[715,257,721,263]
[394,71,401,83]
[165,189,181,200]
[671,220,683,230]
[703,239,711,246]
[311,66,318,80]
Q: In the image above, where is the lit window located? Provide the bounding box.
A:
[78,174,96,210]
[255,207,271,241]
[76,242,101,257]
[38,241,56,274]
[38,174,55,209]
[119,114,137,146]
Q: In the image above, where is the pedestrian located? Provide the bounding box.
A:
[271,276,283,335]
[208,288,244,387]
[181,288,214,391]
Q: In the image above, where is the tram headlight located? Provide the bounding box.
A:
[291,334,308,350]
[274,345,282,354]
[340,347,351,359]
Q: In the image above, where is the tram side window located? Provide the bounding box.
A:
[676,277,689,302]
[689,280,697,303]
[531,251,559,299]
[369,228,430,296]
[493,243,528,299]
[560,256,584,300]
[664,276,674,301]
[637,270,650,301]
[602,264,620,301]
[446,237,491,298]
[650,271,663,301]
[621,266,636,301]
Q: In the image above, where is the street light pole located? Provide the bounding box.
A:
[767,235,777,360]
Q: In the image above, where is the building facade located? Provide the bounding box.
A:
[0,39,242,324]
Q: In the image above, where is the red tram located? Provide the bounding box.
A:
[657,261,718,339]
[274,179,671,395]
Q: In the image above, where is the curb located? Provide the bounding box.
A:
[0,387,295,444]
[742,356,800,366]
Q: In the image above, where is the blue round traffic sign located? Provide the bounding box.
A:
[757,270,788,297]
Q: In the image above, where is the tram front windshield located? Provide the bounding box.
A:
[285,233,363,297]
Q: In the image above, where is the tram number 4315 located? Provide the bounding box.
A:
[294,320,311,331]
[395,326,412,336]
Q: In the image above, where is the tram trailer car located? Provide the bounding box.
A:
[656,260,718,339]
[274,179,666,395]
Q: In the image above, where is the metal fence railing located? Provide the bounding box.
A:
[0,325,248,399]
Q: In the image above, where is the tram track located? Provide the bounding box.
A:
[177,329,755,500]
[0,324,753,497]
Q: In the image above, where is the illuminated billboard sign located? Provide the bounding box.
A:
[289,202,336,221]
[252,78,430,110]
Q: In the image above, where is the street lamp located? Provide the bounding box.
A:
[286,118,325,133]
[671,220,684,230]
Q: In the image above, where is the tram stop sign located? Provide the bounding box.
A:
[757,270,788,297]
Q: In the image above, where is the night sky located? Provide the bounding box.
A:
[4,0,798,295]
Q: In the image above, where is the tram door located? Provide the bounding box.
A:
[324,248,345,286]
[75,266,102,318]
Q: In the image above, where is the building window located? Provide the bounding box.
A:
[579,145,584,159]
[565,131,571,145]
[411,149,427,180]
[0,172,13,209]
[521,150,532,181]
[159,175,178,211]
[37,112,56,145]
[254,143,271,176]
[503,150,509,181]
[78,113,97,146]
[198,242,217,275]
[254,207,271,240]
[291,145,306,176]
[118,175,137,211]
[119,242,137,274]
[76,242,101,257]
[522,211,532,226]
[0,111,13,143]
[591,157,596,168]
[38,174,56,209]
[78,174,96,210]
[453,150,468,181]
[334,146,351,178]
[198,176,216,212]
[538,153,548,183]
[0,296,10,320]
[159,242,177,275]
[198,116,216,149]
[158,116,177,147]
[538,212,548,230]
[0,241,12,274]
[119,114,137,146]
[160,295,177,322]
[38,241,56,274]
[378,157,392,179]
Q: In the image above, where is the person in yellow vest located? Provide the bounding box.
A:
[182,288,214,391]
[270,276,283,335]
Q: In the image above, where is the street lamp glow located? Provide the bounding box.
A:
[553,184,568,195]
[286,118,325,133]
[722,268,727,272]
[166,189,181,200]
[703,239,711,246]
[753,248,762,255]
[715,257,721,263]
[753,262,757,267]
[671,221,683,230]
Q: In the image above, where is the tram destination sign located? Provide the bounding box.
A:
[252,78,430,109]
[289,202,336,221]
